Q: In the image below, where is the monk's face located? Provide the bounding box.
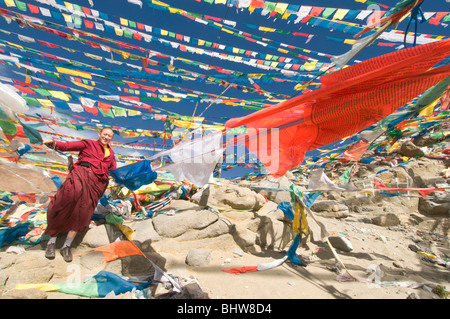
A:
[98,128,114,146]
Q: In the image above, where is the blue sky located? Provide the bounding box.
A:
[0,0,449,178]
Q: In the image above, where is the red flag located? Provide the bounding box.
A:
[343,141,370,162]
[222,266,258,274]
[225,39,450,177]
[373,180,443,198]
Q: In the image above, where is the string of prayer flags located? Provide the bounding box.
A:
[373,180,445,198]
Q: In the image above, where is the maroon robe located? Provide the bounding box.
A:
[45,139,116,237]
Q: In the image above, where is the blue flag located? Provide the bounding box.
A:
[110,160,158,191]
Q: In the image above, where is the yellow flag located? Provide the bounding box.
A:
[37,99,54,108]
[419,97,440,117]
[333,9,350,20]
[49,90,70,101]
[114,28,124,37]
[64,2,74,10]
[274,3,288,14]
[62,13,72,23]
[15,283,61,292]
[152,0,169,7]
[70,80,94,90]
[55,67,92,79]
[293,202,309,235]
[120,18,128,26]
[4,0,15,6]
[259,27,276,32]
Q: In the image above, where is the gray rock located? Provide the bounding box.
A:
[328,236,353,252]
[371,213,401,227]
[220,210,254,222]
[177,219,230,241]
[400,140,425,158]
[191,185,265,211]
[0,252,18,269]
[152,209,218,238]
[133,218,162,245]
[406,292,420,299]
[81,224,118,248]
[2,251,54,290]
[180,282,209,299]
[408,243,426,253]
[413,135,443,147]
[159,199,203,212]
[254,215,294,250]
[311,200,349,219]
[257,175,291,204]
[418,192,450,215]
[185,249,211,267]
[1,288,47,299]
[79,251,107,270]
[233,225,258,249]
[406,158,447,188]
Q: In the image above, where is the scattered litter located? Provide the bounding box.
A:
[328,236,353,252]
[6,245,25,255]
[233,249,244,257]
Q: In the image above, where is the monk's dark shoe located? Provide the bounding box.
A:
[60,246,73,262]
[45,243,55,260]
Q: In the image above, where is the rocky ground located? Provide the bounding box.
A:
[0,148,449,299]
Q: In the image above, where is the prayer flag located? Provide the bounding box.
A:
[343,140,370,162]
[15,270,152,298]
[110,160,158,191]
[373,180,444,198]
[225,39,450,177]
[150,131,223,187]
[74,240,146,262]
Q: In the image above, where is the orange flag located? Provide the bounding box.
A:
[17,193,36,203]
[75,240,146,262]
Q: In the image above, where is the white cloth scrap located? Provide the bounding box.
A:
[152,132,224,187]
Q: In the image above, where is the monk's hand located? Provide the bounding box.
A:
[43,139,56,149]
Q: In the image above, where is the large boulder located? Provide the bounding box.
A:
[254,201,295,250]
[185,249,211,267]
[191,184,265,211]
[80,224,117,248]
[0,251,54,290]
[413,134,444,147]
[371,212,401,226]
[311,200,349,219]
[376,167,413,189]
[1,288,48,299]
[152,209,219,238]
[406,158,448,188]
[256,175,292,204]
[400,140,425,158]
[133,218,162,247]
[418,191,450,216]
[176,219,230,241]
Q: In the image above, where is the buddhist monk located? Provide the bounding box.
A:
[42,127,116,262]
